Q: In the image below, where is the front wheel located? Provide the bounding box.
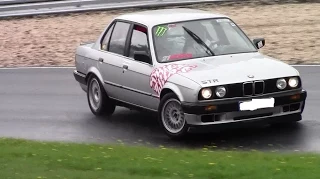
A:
[158,93,189,139]
[87,75,115,116]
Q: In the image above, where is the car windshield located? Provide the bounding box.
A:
[152,18,257,62]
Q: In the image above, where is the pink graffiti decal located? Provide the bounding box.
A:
[150,64,197,95]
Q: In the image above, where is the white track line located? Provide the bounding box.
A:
[0,66,75,70]
[0,65,319,70]
[292,65,320,67]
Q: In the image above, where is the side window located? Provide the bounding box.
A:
[101,23,115,51]
[129,25,149,59]
[108,21,131,55]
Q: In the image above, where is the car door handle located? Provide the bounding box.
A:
[98,58,104,62]
[123,64,128,69]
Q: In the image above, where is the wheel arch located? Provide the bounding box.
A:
[160,82,185,102]
[85,66,104,84]
[83,66,110,95]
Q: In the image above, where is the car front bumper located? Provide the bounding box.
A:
[181,89,307,130]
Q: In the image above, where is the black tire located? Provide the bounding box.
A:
[158,92,189,140]
[87,75,115,116]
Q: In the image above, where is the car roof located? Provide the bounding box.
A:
[115,8,228,27]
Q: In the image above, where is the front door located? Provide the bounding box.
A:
[121,24,159,111]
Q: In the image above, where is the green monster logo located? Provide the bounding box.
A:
[155,26,168,36]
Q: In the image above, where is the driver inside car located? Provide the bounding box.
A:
[154,22,217,62]
[182,21,218,58]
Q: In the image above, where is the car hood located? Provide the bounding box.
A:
[168,53,299,87]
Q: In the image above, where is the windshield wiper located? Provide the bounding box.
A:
[182,26,215,56]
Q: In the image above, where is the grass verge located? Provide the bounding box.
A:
[1,138,320,178]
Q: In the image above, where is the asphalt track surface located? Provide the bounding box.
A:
[0,66,319,152]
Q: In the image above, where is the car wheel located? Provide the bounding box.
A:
[87,75,115,116]
[158,93,189,139]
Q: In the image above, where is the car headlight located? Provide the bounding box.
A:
[201,88,212,99]
[276,78,287,90]
[288,77,299,88]
[215,86,226,98]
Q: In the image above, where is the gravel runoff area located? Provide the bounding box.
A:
[0,1,319,68]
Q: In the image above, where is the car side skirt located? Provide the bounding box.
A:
[110,97,158,113]
[104,80,159,98]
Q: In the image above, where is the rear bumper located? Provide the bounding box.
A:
[73,70,87,92]
[73,70,86,85]
[181,89,307,128]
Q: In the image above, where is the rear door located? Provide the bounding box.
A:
[95,20,131,100]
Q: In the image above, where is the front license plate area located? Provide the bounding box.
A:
[239,98,275,111]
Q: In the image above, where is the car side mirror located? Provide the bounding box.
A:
[134,51,152,64]
[253,38,265,49]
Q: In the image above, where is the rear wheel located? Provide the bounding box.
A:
[158,93,189,139]
[87,75,115,116]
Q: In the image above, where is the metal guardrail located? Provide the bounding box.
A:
[0,0,233,18]
[0,0,59,5]
[0,0,38,6]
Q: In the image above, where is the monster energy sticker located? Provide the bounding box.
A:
[155,26,168,36]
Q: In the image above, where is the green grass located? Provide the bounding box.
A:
[1,138,320,178]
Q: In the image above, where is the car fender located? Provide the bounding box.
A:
[86,66,104,85]
[161,79,201,103]
[161,82,185,102]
